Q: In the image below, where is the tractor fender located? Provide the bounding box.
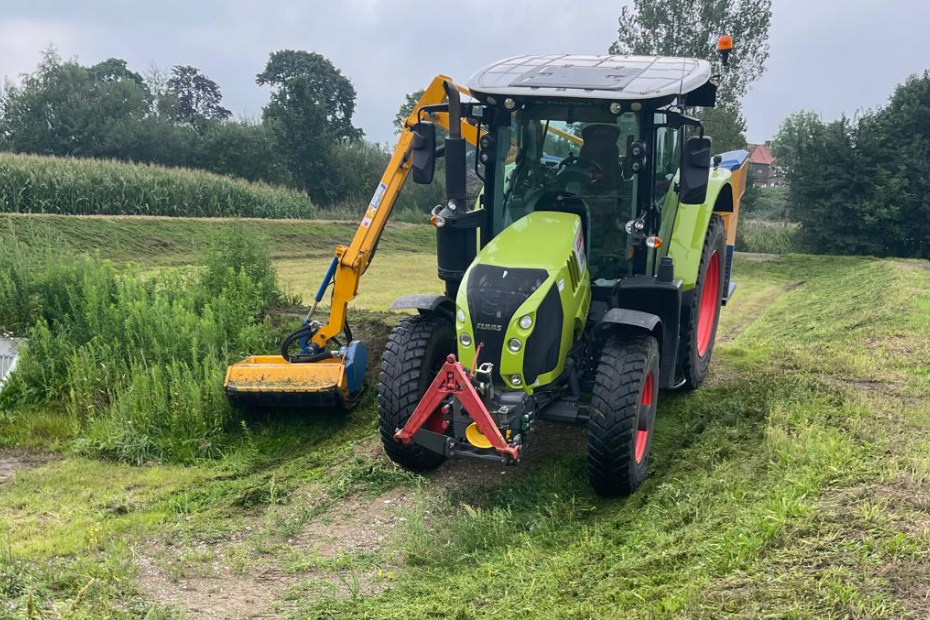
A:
[599,309,663,344]
[598,309,679,388]
[666,165,733,291]
[390,294,455,319]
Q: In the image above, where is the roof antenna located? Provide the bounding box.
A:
[676,55,687,110]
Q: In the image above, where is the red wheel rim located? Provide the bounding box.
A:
[697,251,720,358]
[635,372,654,464]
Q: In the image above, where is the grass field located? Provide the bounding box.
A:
[1,215,928,619]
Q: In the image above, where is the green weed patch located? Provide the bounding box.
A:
[0,225,284,463]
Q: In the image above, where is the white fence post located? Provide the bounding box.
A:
[0,338,20,392]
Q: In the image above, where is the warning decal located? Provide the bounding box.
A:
[369,182,387,211]
[574,226,586,273]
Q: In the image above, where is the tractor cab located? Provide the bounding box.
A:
[467,55,718,286]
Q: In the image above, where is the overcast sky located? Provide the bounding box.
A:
[1,0,928,146]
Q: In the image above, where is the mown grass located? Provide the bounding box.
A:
[0,153,317,219]
[275,253,442,312]
[1,216,928,619]
[289,255,930,619]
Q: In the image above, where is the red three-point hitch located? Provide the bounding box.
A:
[394,354,520,461]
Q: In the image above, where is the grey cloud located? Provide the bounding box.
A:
[1,0,928,145]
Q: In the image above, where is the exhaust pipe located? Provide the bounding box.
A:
[434,81,477,299]
[443,82,467,209]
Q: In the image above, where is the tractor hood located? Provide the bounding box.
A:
[455,212,591,390]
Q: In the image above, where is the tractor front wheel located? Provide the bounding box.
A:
[587,333,660,496]
[679,214,726,389]
[378,314,454,471]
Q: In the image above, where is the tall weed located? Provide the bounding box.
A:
[0,224,282,462]
[735,219,801,254]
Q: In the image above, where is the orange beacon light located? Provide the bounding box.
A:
[717,35,734,65]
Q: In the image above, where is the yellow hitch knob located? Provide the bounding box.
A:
[465,422,493,449]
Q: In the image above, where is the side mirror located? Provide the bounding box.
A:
[411,121,437,185]
[679,136,712,204]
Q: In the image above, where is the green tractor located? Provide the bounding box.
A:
[381,53,749,495]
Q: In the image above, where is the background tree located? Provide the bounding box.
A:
[163,65,231,126]
[856,72,930,257]
[87,57,147,87]
[257,50,363,203]
[770,110,824,184]
[196,121,291,185]
[1,49,153,157]
[788,117,888,255]
[610,0,772,99]
[780,73,930,258]
[257,50,361,141]
[260,75,339,202]
[610,0,772,152]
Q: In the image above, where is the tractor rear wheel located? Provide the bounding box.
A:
[378,314,454,471]
[587,333,660,496]
[680,214,726,389]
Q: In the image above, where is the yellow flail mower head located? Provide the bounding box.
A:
[224,257,368,409]
[224,349,366,409]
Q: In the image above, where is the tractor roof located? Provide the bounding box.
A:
[467,54,713,102]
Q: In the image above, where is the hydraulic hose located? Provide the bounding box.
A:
[283,255,345,363]
[281,323,333,363]
[280,320,350,364]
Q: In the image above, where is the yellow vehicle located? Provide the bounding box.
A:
[227,45,749,495]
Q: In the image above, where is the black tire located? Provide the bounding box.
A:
[378,314,454,471]
[679,214,726,389]
[587,333,660,497]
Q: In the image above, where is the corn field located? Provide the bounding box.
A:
[0,153,317,219]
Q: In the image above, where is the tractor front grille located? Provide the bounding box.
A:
[523,283,563,384]
[466,265,548,385]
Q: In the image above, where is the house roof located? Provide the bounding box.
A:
[467,54,713,102]
[748,143,776,166]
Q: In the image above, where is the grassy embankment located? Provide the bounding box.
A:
[0,213,441,311]
[1,215,928,619]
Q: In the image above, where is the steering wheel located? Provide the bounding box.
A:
[557,154,604,183]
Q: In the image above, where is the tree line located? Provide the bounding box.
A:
[770,73,930,259]
[0,48,442,212]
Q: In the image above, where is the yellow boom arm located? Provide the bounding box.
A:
[311,76,478,349]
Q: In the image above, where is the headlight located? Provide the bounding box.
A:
[508,338,522,352]
[519,315,533,329]
[510,375,523,386]
[460,332,472,347]
[456,308,466,323]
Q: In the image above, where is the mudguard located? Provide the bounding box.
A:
[600,309,661,333]
[666,149,749,292]
[390,294,455,318]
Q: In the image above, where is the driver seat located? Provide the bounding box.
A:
[579,124,622,191]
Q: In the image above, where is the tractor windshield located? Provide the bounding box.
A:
[488,108,641,280]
